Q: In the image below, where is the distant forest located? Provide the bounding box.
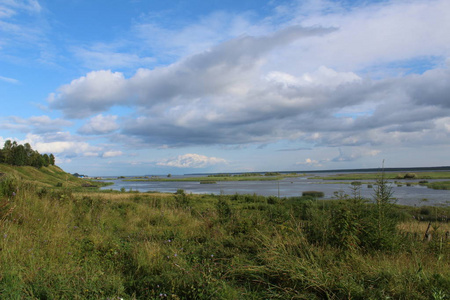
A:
[0,140,55,168]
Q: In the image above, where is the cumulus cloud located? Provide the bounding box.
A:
[157,153,227,168]
[48,25,333,119]
[283,0,450,72]
[46,0,450,156]
[296,158,328,168]
[48,70,129,118]
[78,114,119,135]
[23,133,102,158]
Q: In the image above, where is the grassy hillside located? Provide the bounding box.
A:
[0,163,91,188]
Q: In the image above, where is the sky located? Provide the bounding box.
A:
[1,0,449,176]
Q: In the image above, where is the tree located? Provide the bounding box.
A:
[42,154,50,167]
[3,140,13,165]
[0,141,55,168]
[30,152,44,168]
[368,162,397,250]
[12,144,26,166]
[24,143,34,165]
[49,154,56,165]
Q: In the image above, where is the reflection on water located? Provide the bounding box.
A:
[99,175,450,207]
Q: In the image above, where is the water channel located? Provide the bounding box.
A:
[99,173,450,207]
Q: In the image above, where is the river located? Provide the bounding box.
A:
[99,174,450,206]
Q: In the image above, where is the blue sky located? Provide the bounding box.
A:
[1,0,449,176]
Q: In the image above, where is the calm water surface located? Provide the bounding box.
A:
[99,174,450,206]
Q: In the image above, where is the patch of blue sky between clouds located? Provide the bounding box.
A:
[333,111,374,119]
[360,56,446,79]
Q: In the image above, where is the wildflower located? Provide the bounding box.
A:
[174,253,177,257]
[211,254,214,258]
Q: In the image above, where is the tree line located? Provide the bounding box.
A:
[0,140,55,168]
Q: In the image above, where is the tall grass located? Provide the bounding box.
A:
[0,176,449,299]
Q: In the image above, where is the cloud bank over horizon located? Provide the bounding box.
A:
[1,0,450,175]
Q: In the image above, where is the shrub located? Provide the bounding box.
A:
[216,198,232,222]
[302,191,324,198]
[0,175,18,197]
[267,196,278,204]
[200,180,216,184]
[404,173,417,179]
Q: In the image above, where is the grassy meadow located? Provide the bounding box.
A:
[0,167,450,299]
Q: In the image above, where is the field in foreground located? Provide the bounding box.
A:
[1,173,449,299]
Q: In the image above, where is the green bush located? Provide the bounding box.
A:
[404,173,417,179]
[0,175,18,197]
[302,191,324,198]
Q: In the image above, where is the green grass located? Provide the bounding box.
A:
[424,181,450,190]
[0,175,449,299]
[0,163,112,191]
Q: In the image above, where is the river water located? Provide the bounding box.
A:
[99,174,450,207]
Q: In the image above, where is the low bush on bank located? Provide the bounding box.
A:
[302,190,325,198]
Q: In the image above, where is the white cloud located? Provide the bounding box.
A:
[279,0,450,72]
[23,133,102,157]
[44,0,450,162]
[78,114,119,135]
[102,151,123,158]
[1,115,72,133]
[296,158,327,167]
[157,153,227,168]
[0,75,19,84]
[0,0,41,17]
[72,45,155,70]
[48,70,129,118]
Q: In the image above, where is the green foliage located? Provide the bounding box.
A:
[216,198,232,222]
[404,172,417,179]
[371,170,398,250]
[425,181,450,190]
[175,189,190,208]
[0,175,19,197]
[0,175,449,299]
[0,140,55,168]
[302,190,325,198]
